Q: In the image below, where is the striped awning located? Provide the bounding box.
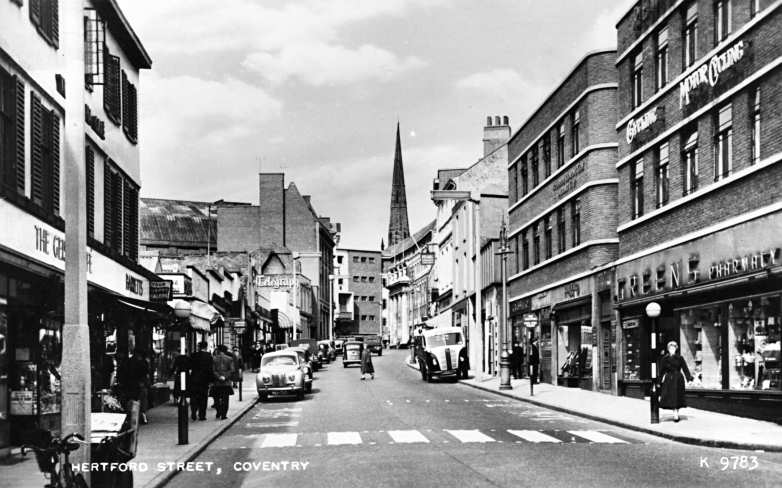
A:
[276,310,294,329]
[168,299,223,332]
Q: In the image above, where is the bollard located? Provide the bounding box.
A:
[239,376,243,402]
[178,371,188,445]
[499,347,512,390]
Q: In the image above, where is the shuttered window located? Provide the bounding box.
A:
[30,94,44,206]
[1,69,25,196]
[86,146,95,238]
[127,184,138,261]
[29,93,60,215]
[103,159,113,247]
[103,49,121,125]
[111,168,123,252]
[121,71,138,143]
[122,179,131,257]
[29,0,59,48]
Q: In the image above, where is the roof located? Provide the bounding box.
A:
[94,0,152,69]
[140,198,215,249]
[382,219,435,259]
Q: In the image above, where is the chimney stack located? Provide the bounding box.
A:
[483,114,510,157]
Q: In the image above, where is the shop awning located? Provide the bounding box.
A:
[276,311,294,330]
[168,299,223,332]
[426,310,452,329]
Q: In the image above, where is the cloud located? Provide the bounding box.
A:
[455,68,551,123]
[243,43,426,86]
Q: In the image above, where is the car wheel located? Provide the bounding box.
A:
[296,390,304,401]
[378,350,383,356]
[419,362,427,381]
[306,382,312,393]
[258,393,268,402]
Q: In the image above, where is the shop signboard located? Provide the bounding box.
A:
[0,199,150,300]
[679,39,749,109]
[523,313,538,329]
[509,298,531,318]
[256,274,296,289]
[149,280,173,303]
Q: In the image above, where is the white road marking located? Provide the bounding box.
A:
[327,432,362,445]
[245,422,299,428]
[568,430,628,443]
[388,430,430,444]
[507,430,562,443]
[445,430,496,443]
[260,433,298,448]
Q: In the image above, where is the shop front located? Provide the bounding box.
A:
[615,214,782,423]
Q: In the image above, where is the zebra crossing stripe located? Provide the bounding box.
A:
[387,430,430,443]
[327,432,362,445]
[507,430,562,443]
[567,430,628,443]
[260,433,298,448]
[445,429,495,443]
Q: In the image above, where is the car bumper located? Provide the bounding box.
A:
[257,385,304,395]
[343,360,361,365]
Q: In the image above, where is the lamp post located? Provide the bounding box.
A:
[328,274,335,342]
[646,301,661,424]
[496,218,513,390]
[174,301,192,445]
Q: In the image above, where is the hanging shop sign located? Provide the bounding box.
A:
[679,40,746,108]
[159,273,192,296]
[255,274,296,289]
[523,313,539,329]
[626,106,662,144]
[149,280,173,303]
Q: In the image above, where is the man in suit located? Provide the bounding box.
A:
[529,338,540,384]
[189,341,213,421]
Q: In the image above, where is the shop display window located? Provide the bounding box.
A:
[558,323,592,378]
[622,321,642,380]
[728,296,781,391]
[679,305,722,389]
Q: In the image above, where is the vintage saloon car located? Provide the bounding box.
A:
[416,327,467,382]
[256,350,310,401]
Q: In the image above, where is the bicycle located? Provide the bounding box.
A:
[21,430,89,488]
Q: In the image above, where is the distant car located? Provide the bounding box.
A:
[342,341,363,368]
[416,327,467,382]
[256,350,308,401]
[292,339,320,370]
[274,344,289,351]
[333,340,345,357]
[317,340,334,362]
[365,336,383,356]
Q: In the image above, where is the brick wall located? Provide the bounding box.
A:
[284,183,318,252]
[217,205,260,252]
[259,173,285,247]
[346,250,383,335]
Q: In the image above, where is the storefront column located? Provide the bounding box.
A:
[550,314,558,386]
[591,277,600,391]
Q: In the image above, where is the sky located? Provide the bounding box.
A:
[120,0,632,250]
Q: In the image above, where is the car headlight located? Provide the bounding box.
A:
[459,356,464,362]
[287,373,297,382]
[431,355,438,365]
[262,374,271,383]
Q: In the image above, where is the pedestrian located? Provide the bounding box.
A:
[458,346,470,379]
[658,341,693,422]
[212,345,235,419]
[529,338,540,384]
[231,346,243,388]
[189,341,213,421]
[360,345,374,380]
[124,349,150,424]
[511,341,523,379]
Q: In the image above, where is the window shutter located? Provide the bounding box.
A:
[30,93,44,206]
[14,77,25,195]
[121,70,129,135]
[86,146,95,238]
[104,160,112,246]
[49,110,60,215]
[127,184,138,261]
[111,169,122,252]
[103,50,121,125]
[29,0,41,27]
[50,0,59,47]
[122,179,131,257]
[129,83,137,142]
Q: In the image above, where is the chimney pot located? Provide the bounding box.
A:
[486,116,492,126]
[494,115,501,126]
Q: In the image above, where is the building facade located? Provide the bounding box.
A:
[506,51,619,391]
[332,249,382,337]
[0,0,156,450]
[613,0,782,421]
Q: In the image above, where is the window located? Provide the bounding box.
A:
[570,110,580,156]
[632,52,644,109]
[361,315,367,321]
[684,3,698,68]
[632,159,644,219]
[532,223,540,265]
[0,68,25,196]
[656,27,669,90]
[714,0,732,44]
[556,122,566,167]
[557,207,566,253]
[86,146,95,238]
[369,276,375,283]
[750,0,761,17]
[521,231,530,270]
[543,136,551,178]
[509,164,518,202]
[353,276,359,282]
[103,160,138,257]
[369,315,375,321]
[513,236,519,274]
[751,88,761,165]
[30,93,60,216]
[361,276,367,282]
[338,278,343,285]
[368,296,375,301]
[337,256,343,264]
[29,0,59,48]
[368,257,375,263]
[714,104,733,180]
[520,156,528,195]
[353,256,359,263]
[683,131,699,194]
[544,216,552,260]
[103,48,121,125]
[571,199,581,247]
[361,257,367,262]
[656,142,670,207]
[531,148,539,187]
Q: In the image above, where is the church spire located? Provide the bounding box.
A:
[387,122,410,247]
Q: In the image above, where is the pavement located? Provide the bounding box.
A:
[405,358,782,452]
[0,371,258,488]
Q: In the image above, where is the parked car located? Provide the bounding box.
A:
[342,341,363,368]
[289,346,315,389]
[365,335,383,356]
[256,350,309,401]
[415,327,467,382]
[316,341,333,363]
[274,344,289,351]
[333,340,345,357]
[292,339,320,370]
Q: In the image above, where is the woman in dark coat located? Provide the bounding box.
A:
[360,345,374,380]
[658,341,693,422]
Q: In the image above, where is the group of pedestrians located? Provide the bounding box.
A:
[174,342,243,421]
[510,339,539,383]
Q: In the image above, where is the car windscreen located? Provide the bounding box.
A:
[262,355,297,367]
[346,344,361,351]
[426,333,463,348]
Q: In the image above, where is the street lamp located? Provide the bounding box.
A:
[328,274,335,342]
[496,218,513,390]
[174,301,192,445]
[646,301,661,424]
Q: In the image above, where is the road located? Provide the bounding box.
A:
[165,349,782,488]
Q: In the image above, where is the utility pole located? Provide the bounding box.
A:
[61,0,90,475]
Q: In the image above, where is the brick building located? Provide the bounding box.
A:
[506,51,619,391]
[613,0,782,421]
[333,249,382,337]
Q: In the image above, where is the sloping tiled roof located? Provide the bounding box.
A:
[382,219,435,259]
[140,198,215,248]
